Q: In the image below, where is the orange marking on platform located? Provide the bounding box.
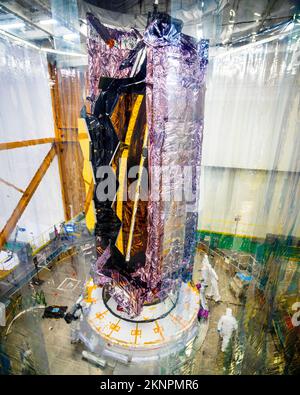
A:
[169,314,186,328]
[153,321,165,340]
[144,339,163,345]
[95,310,108,320]
[84,284,97,303]
[108,320,121,336]
[110,338,131,346]
[131,324,142,345]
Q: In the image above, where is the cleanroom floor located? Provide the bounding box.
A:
[3,246,241,375]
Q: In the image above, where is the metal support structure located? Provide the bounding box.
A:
[0,138,56,151]
[125,125,148,262]
[0,3,53,41]
[0,136,87,152]
[257,0,279,32]
[48,63,72,221]
[84,180,94,214]
[48,62,86,222]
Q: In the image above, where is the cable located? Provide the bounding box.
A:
[5,305,46,337]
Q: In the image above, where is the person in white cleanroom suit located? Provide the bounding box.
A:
[201,254,221,302]
[206,264,221,302]
[199,280,209,311]
[217,308,238,352]
[200,254,211,284]
[68,296,90,344]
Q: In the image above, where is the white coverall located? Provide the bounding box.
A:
[217,308,238,352]
[199,282,208,311]
[200,254,211,285]
[201,255,221,302]
[70,296,89,343]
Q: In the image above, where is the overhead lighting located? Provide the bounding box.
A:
[80,23,87,37]
[0,22,25,30]
[213,25,299,59]
[229,9,236,24]
[196,24,203,40]
[0,28,39,49]
[40,47,86,57]
[63,32,78,41]
[39,18,57,26]
[254,12,261,17]
[0,28,86,57]
[283,22,295,32]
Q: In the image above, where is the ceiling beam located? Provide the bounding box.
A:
[0,144,56,248]
[0,2,53,40]
[219,0,241,45]
[257,0,279,32]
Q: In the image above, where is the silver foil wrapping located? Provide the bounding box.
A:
[136,28,208,290]
[87,16,139,102]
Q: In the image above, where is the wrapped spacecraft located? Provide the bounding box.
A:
[85,11,208,317]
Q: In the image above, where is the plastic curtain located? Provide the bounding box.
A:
[0,36,64,245]
[200,29,300,240]
[198,26,300,375]
[0,36,64,375]
[0,36,88,374]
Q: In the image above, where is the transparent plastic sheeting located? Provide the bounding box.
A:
[0,6,299,377]
[0,37,65,245]
[196,26,300,375]
[0,37,55,143]
[199,29,300,239]
[79,0,204,37]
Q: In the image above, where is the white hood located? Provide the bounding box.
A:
[226,308,232,316]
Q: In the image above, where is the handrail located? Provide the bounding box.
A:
[29,213,86,255]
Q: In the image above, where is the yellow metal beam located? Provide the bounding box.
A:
[125,125,148,262]
[78,118,96,232]
[115,95,144,254]
[0,145,56,248]
[48,64,87,221]
[0,138,55,151]
[0,135,89,152]
[48,63,70,221]
[84,179,94,214]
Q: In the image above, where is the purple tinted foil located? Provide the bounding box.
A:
[93,246,111,286]
[135,24,208,291]
[87,14,139,102]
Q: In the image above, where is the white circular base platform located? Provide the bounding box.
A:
[78,280,201,365]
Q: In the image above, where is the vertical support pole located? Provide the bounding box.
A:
[48,62,70,221]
